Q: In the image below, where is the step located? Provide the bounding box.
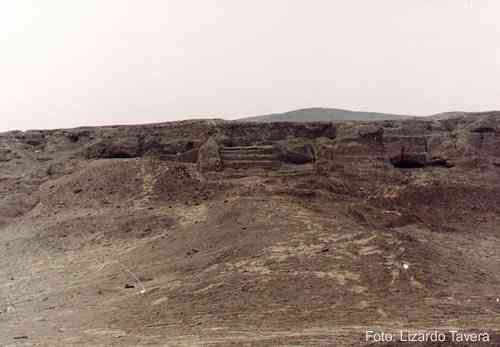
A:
[221,145,275,151]
[221,146,277,155]
[221,152,278,161]
[223,160,282,170]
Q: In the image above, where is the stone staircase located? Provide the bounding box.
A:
[220,145,282,170]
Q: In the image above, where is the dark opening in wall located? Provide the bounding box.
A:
[390,158,425,169]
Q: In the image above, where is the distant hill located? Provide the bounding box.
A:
[238,107,414,123]
[427,111,500,121]
[426,111,469,120]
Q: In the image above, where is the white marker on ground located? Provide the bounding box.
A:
[99,260,147,295]
[116,261,147,295]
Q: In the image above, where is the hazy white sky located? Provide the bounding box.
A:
[1,0,499,131]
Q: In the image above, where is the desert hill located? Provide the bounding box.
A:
[0,114,500,346]
[239,107,500,124]
[238,107,413,123]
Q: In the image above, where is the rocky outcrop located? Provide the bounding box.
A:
[198,137,222,172]
[84,136,142,159]
[0,113,499,206]
[278,142,315,164]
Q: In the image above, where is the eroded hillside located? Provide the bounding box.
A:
[0,114,499,346]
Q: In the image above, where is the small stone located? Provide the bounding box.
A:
[13,336,28,340]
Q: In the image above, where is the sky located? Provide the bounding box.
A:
[1,0,499,131]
